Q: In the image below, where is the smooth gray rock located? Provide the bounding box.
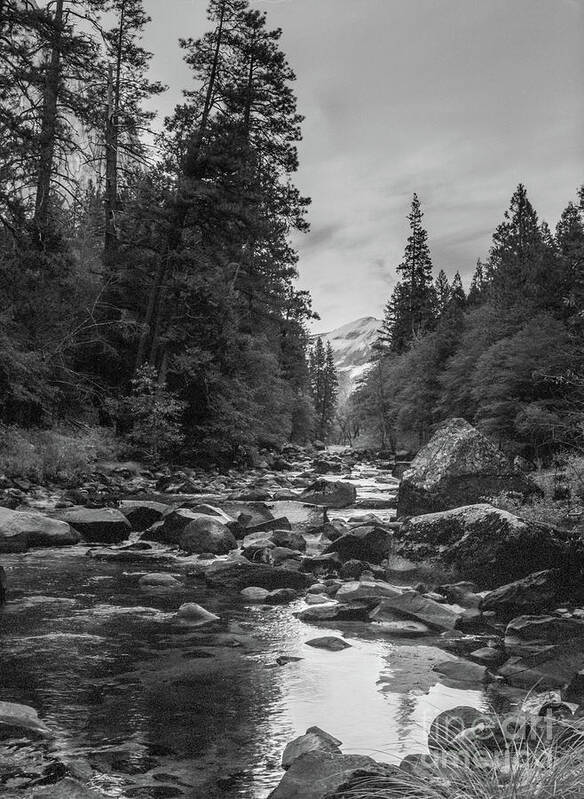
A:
[305,636,351,651]
[61,508,130,544]
[179,517,237,555]
[0,701,52,739]
[300,480,356,508]
[370,591,461,631]
[0,507,78,551]
[281,727,342,770]
[268,751,396,799]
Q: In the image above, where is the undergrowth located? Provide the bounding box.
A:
[0,425,121,483]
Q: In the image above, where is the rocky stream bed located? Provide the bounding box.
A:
[2,424,584,798]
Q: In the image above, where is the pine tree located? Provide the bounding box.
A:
[556,200,584,322]
[468,259,486,305]
[309,337,338,442]
[486,184,553,313]
[378,194,436,354]
[93,0,165,262]
[434,269,451,316]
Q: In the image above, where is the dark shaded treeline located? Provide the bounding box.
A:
[0,0,329,464]
[353,185,584,462]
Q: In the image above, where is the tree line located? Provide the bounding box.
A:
[352,184,584,463]
[0,0,338,464]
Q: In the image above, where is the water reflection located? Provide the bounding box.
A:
[1,542,502,797]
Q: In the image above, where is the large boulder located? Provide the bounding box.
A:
[268,751,398,799]
[0,507,79,551]
[300,480,356,508]
[481,569,565,617]
[204,556,310,591]
[61,508,131,544]
[323,525,392,564]
[395,504,568,588]
[397,418,538,516]
[178,517,237,555]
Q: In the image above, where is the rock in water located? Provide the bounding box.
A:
[371,591,460,631]
[268,751,397,799]
[240,586,270,602]
[119,500,168,531]
[0,507,79,552]
[60,508,131,544]
[138,573,182,588]
[142,508,209,544]
[178,517,237,555]
[282,727,342,769]
[176,603,220,624]
[335,580,402,603]
[323,525,392,564]
[397,418,538,516]
[305,636,351,651]
[300,480,357,508]
[0,701,53,739]
[205,556,310,591]
[0,564,6,603]
[396,504,567,588]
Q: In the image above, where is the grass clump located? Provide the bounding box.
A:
[328,713,584,799]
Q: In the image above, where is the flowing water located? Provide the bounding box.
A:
[0,465,513,798]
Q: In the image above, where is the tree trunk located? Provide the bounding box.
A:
[34,0,64,238]
[104,0,126,263]
[134,0,228,374]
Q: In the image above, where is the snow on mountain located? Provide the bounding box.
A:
[313,316,381,395]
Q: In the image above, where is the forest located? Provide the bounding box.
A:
[351,185,584,464]
[1,0,583,472]
[0,0,331,468]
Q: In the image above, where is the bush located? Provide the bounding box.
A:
[116,365,185,462]
[0,425,119,483]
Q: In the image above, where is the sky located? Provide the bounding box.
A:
[142,0,584,332]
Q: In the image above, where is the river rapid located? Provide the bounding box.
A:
[0,463,514,798]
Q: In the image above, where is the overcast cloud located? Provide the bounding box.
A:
[143,0,584,331]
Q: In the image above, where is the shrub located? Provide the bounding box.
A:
[0,425,119,483]
[116,365,185,462]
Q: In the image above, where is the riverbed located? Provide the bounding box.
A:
[0,464,512,798]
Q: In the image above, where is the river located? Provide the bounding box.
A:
[0,463,513,798]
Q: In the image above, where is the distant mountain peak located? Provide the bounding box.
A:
[312,316,381,395]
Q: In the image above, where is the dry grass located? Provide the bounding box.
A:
[0,425,120,483]
[330,716,584,799]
